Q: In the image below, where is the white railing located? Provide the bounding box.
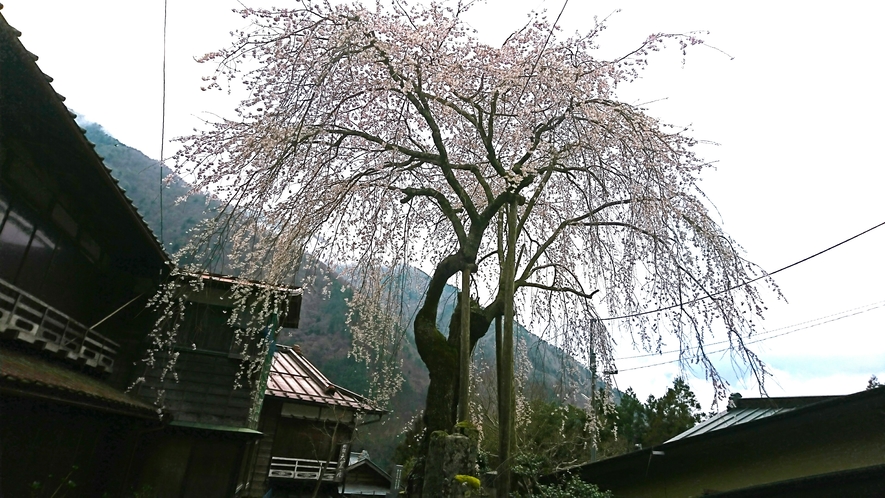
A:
[268,457,338,482]
[0,278,118,373]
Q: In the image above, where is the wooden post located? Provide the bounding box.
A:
[589,347,597,463]
[458,265,472,423]
[497,200,517,497]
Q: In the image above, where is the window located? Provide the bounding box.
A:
[0,203,34,283]
[178,303,238,353]
[0,187,100,322]
[16,226,57,296]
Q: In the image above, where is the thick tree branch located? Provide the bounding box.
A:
[399,187,467,245]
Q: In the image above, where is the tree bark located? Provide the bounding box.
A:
[412,254,499,494]
[414,254,462,438]
[418,287,497,437]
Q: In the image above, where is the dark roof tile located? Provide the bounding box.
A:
[0,345,159,419]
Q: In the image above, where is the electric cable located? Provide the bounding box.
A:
[615,298,885,361]
[159,0,168,246]
[601,220,885,321]
[616,300,885,372]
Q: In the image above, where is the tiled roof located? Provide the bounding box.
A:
[266,345,383,414]
[0,345,159,419]
[0,10,168,264]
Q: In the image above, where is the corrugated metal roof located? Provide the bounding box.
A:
[667,407,793,442]
[266,345,383,414]
[666,394,842,442]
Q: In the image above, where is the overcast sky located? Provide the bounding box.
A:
[4,0,883,408]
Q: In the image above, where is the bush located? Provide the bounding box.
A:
[512,453,611,498]
[527,474,612,498]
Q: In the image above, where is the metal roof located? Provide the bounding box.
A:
[666,394,842,442]
[667,407,793,442]
[181,271,303,295]
[557,387,885,495]
[266,345,383,414]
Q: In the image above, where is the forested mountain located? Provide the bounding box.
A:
[84,122,601,467]
[83,124,216,255]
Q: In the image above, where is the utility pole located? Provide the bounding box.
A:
[497,200,517,497]
[589,325,597,463]
[458,265,473,423]
[588,319,616,463]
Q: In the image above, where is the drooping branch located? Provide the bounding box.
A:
[515,281,600,301]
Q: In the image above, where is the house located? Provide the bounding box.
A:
[560,387,885,497]
[0,8,300,497]
[129,272,302,497]
[340,451,400,497]
[243,344,388,498]
[0,7,170,496]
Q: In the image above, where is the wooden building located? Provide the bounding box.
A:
[340,451,399,497]
[243,345,386,498]
[561,387,885,497]
[0,7,169,496]
[130,273,301,497]
[0,8,300,497]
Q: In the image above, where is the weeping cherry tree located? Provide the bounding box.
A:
[165,0,778,492]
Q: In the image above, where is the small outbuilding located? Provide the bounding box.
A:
[339,450,400,497]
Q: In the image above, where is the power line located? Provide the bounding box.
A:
[601,220,885,321]
[615,299,885,361]
[616,299,885,372]
[159,0,168,247]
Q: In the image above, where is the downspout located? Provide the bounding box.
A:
[249,313,279,430]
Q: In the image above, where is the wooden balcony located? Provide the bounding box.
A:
[0,278,118,373]
[268,457,338,482]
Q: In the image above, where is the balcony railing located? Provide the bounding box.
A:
[0,278,118,373]
[268,457,338,482]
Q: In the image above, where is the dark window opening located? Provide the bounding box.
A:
[0,186,101,322]
[177,303,238,353]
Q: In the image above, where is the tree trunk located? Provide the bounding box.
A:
[414,254,462,440]
[412,253,494,494]
[418,295,496,437]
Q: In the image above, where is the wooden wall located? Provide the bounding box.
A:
[243,398,356,498]
[137,349,254,427]
[0,396,145,497]
[133,428,251,498]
